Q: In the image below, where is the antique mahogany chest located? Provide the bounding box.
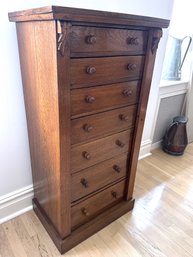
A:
[9,6,169,254]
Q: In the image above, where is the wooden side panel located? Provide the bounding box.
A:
[56,22,72,238]
[125,29,163,200]
[16,21,70,238]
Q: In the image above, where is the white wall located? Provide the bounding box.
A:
[169,0,193,143]
[0,0,174,222]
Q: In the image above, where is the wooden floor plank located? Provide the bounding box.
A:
[1,144,193,256]
[23,211,61,257]
[2,220,27,257]
[0,224,15,257]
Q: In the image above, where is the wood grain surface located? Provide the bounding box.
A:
[71,180,126,229]
[71,105,137,145]
[16,21,71,238]
[71,129,133,173]
[70,56,145,86]
[71,154,128,202]
[70,26,148,54]
[71,80,141,117]
[8,6,170,28]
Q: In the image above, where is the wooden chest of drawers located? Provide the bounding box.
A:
[9,6,169,254]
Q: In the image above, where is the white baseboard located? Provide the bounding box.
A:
[0,184,34,224]
[151,140,162,150]
[139,139,152,160]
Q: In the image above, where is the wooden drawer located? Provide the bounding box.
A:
[70,56,144,87]
[71,105,137,145]
[71,81,140,117]
[71,154,128,202]
[70,26,148,55]
[71,129,132,173]
[71,180,125,229]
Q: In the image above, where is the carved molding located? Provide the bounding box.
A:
[57,21,71,56]
[151,29,163,54]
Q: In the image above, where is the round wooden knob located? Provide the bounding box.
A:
[85,95,95,103]
[119,114,129,121]
[116,140,125,148]
[83,124,93,132]
[122,89,132,97]
[86,35,97,44]
[113,165,121,173]
[82,151,91,160]
[111,191,117,198]
[86,66,96,74]
[81,178,89,188]
[81,208,89,216]
[127,37,139,45]
[127,63,137,71]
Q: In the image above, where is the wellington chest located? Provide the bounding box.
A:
[9,6,169,254]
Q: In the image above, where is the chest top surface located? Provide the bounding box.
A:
[8,5,169,28]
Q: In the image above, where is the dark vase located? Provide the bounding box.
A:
[162,116,188,156]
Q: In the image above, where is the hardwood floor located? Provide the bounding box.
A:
[1,144,193,257]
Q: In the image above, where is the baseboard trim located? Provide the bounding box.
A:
[151,140,162,150]
[139,139,152,160]
[0,184,34,224]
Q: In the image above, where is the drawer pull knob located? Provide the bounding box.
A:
[85,95,95,104]
[86,35,97,45]
[83,124,93,132]
[122,89,132,97]
[86,66,96,75]
[116,140,125,148]
[82,151,91,160]
[81,208,90,216]
[127,37,139,45]
[113,165,121,173]
[119,114,129,121]
[111,191,118,198]
[81,178,89,188]
[127,63,137,71]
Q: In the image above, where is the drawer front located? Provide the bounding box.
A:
[71,129,132,173]
[71,81,140,116]
[71,154,128,202]
[71,105,137,145]
[70,26,148,54]
[70,56,144,87]
[71,180,125,229]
